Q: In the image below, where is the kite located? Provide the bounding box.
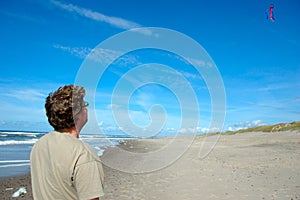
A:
[266,4,275,22]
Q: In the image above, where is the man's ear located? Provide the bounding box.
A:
[74,116,79,123]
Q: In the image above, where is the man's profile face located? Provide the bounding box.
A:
[75,100,89,133]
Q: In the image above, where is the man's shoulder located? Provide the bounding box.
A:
[82,142,100,157]
[33,131,84,149]
[32,131,53,146]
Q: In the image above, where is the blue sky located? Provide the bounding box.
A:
[0,0,299,135]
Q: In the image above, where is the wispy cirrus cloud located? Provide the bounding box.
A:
[4,89,46,102]
[53,44,91,59]
[0,84,51,125]
[50,0,140,29]
[50,0,151,35]
[0,82,50,103]
[53,44,206,92]
[53,44,140,66]
[255,83,300,92]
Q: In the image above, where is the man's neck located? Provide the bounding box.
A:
[68,129,79,138]
[60,128,79,138]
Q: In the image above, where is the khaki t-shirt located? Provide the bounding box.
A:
[30,131,104,200]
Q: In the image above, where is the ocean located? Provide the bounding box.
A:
[0,130,129,178]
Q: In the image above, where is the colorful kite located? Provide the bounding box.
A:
[266,4,275,22]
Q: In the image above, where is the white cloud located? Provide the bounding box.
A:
[107,104,121,110]
[53,44,91,59]
[174,54,213,69]
[177,126,219,134]
[226,120,266,131]
[50,0,141,30]
[0,120,51,132]
[53,44,140,66]
[131,90,155,112]
[4,89,46,102]
[186,57,206,67]
[166,127,176,132]
[0,100,47,122]
[0,82,63,125]
[255,83,300,93]
[197,127,209,133]
[178,127,198,134]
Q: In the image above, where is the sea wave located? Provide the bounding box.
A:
[0,139,39,145]
[0,131,130,147]
[0,131,44,136]
[0,160,30,168]
[0,131,44,146]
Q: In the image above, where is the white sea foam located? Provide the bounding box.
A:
[94,147,105,156]
[0,139,38,146]
[0,132,125,177]
[0,160,30,168]
[0,131,44,146]
[0,131,42,136]
[0,163,30,168]
[0,160,30,163]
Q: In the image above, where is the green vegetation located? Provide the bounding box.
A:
[223,121,300,135]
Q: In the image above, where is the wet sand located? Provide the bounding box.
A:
[1,131,300,199]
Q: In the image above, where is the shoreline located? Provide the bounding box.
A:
[1,131,300,199]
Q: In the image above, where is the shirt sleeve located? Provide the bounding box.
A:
[74,160,105,200]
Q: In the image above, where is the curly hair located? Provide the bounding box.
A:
[45,85,86,131]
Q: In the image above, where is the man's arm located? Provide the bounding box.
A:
[74,161,104,200]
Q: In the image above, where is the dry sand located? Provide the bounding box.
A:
[1,131,300,199]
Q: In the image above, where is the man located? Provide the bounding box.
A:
[30,85,104,200]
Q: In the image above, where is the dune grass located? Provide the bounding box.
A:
[223,121,300,135]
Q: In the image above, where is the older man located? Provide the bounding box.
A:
[30,85,104,200]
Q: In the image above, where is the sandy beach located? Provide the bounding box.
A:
[1,131,300,199]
